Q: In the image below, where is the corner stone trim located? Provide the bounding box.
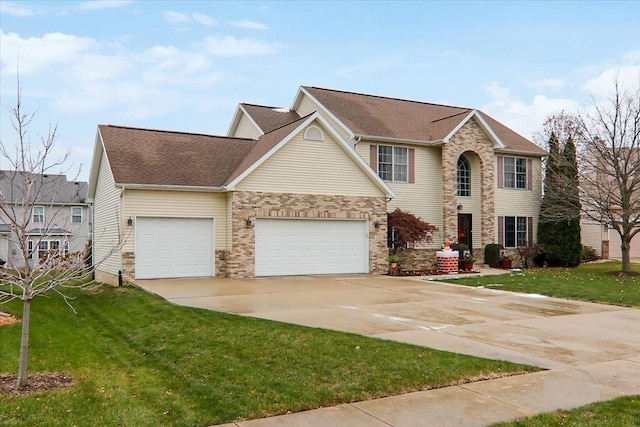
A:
[228,191,388,278]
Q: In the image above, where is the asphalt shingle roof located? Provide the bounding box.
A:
[240,104,301,134]
[302,86,547,155]
[0,170,87,204]
[98,125,256,188]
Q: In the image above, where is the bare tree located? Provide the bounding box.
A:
[577,78,640,274]
[0,77,125,389]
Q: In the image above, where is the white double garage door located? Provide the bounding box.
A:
[135,217,369,279]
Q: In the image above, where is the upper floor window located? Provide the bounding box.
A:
[503,157,527,189]
[378,145,408,182]
[72,207,83,223]
[33,206,44,223]
[457,155,471,196]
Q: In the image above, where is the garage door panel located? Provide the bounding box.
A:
[136,217,214,279]
[255,219,368,276]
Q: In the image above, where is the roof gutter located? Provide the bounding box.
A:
[355,134,444,146]
[494,148,548,157]
[117,183,228,192]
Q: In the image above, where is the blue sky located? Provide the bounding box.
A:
[1,0,639,181]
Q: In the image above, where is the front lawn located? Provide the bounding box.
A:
[442,261,640,307]
[490,394,640,427]
[0,284,536,427]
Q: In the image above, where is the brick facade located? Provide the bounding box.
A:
[442,120,496,253]
[228,191,388,278]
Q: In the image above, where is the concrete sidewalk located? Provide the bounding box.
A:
[134,268,640,427]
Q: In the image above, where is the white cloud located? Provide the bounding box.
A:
[581,65,640,99]
[75,1,134,11]
[227,19,268,30]
[0,1,45,17]
[203,36,282,56]
[192,12,216,27]
[482,81,578,140]
[529,78,565,91]
[163,10,190,25]
[0,30,97,75]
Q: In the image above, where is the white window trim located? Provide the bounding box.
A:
[457,155,471,197]
[378,145,408,183]
[33,206,45,223]
[503,157,527,190]
[72,206,83,223]
[503,216,528,248]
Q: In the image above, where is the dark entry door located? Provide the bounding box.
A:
[458,214,472,252]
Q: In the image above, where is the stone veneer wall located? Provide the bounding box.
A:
[398,249,437,271]
[228,191,388,278]
[120,249,229,282]
[441,120,496,246]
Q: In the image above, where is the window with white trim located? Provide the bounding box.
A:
[503,157,527,189]
[457,155,471,196]
[504,216,528,247]
[378,145,408,182]
[38,241,49,259]
[72,207,83,223]
[33,206,44,223]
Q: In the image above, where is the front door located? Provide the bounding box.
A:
[458,214,472,252]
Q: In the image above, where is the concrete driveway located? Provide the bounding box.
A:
[134,273,640,370]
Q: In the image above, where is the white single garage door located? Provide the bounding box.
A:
[608,228,640,259]
[136,217,214,279]
[255,219,368,276]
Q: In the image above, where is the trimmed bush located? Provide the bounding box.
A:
[484,243,503,268]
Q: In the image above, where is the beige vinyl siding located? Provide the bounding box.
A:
[122,190,228,253]
[296,94,354,145]
[356,141,444,246]
[495,156,543,243]
[233,112,263,139]
[581,219,604,255]
[236,126,383,197]
[93,149,123,275]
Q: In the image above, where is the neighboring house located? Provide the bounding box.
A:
[228,87,547,267]
[88,112,394,283]
[0,170,90,269]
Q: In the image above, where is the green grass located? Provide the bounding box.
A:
[490,395,640,426]
[0,284,536,427]
[441,261,640,307]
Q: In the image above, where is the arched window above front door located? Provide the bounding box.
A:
[457,155,471,197]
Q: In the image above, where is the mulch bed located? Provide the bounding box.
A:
[0,313,20,327]
[390,269,479,276]
[0,373,74,394]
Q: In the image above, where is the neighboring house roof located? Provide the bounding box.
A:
[97,125,256,188]
[26,227,72,236]
[294,86,547,156]
[0,170,88,204]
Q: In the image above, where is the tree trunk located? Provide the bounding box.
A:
[621,239,631,274]
[17,298,31,389]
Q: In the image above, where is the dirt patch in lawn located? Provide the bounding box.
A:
[0,373,74,394]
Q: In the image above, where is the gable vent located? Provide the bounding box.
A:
[304,126,324,141]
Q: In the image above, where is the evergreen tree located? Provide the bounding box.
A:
[560,136,582,266]
[538,132,582,267]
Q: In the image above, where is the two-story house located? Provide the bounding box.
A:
[228,87,547,267]
[0,171,90,269]
[89,86,545,283]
